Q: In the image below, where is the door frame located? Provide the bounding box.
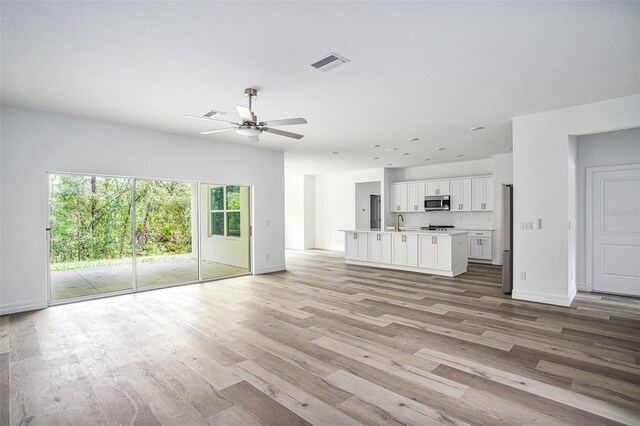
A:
[46,172,254,306]
[585,163,640,292]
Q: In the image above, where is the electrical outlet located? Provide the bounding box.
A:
[520,272,526,280]
[266,253,270,260]
[266,220,270,227]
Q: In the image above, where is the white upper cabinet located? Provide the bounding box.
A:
[471,177,493,211]
[390,183,408,212]
[426,180,450,196]
[390,175,492,212]
[407,181,426,212]
[450,179,472,212]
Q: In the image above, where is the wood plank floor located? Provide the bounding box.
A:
[2,249,639,425]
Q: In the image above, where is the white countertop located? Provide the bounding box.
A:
[340,229,469,236]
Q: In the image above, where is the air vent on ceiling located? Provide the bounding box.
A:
[311,52,350,72]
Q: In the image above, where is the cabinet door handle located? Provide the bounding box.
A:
[435,189,439,195]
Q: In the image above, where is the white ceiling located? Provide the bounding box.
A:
[2,1,639,175]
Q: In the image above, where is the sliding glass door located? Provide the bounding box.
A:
[48,173,252,304]
[48,174,133,301]
[134,180,198,288]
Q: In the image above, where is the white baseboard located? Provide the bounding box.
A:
[0,300,48,316]
[577,281,587,291]
[512,288,576,307]
[254,264,287,275]
[492,258,502,266]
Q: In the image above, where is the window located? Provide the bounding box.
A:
[209,185,241,237]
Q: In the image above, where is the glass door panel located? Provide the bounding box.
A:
[134,179,198,288]
[200,184,251,280]
[48,174,133,301]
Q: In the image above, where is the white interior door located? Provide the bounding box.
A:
[589,164,640,296]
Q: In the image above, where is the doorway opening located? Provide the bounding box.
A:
[47,173,252,304]
[370,194,381,230]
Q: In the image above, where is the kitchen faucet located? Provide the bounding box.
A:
[396,214,404,232]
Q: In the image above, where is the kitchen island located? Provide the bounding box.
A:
[340,229,468,277]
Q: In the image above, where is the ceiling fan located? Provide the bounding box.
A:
[185,88,307,142]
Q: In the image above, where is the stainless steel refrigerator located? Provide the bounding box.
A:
[502,184,513,294]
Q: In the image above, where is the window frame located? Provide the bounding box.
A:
[209,185,241,239]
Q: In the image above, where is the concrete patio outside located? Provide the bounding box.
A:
[50,258,249,301]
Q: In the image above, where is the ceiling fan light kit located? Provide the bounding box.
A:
[186,88,307,143]
[236,125,261,137]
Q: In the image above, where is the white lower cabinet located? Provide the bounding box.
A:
[468,231,492,261]
[419,234,452,271]
[345,231,368,261]
[392,233,418,267]
[368,232,392,264]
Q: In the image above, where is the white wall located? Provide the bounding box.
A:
[285,175,305,250]
[492,153,514,265]
[355,181,381,229]
[303,175,315,249]
[575,127,640,289]
[284,174,315,250]
[315,168,384,250]
[0,106,285,314]
[392,159,493,182]
[512,94,640,307]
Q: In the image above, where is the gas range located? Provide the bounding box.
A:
[420,225,455,231]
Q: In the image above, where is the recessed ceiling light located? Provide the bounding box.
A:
[372,156,379,160]
[422,158,431,162]
[370,144,380,148]
[386,163,393,166]
[402,152,410,156]
[436,147,446,151]
[471,126,485,131]
[455,154,465,158]
[385,147,399,152]
[408,138,419,142]
[330,151,339,155]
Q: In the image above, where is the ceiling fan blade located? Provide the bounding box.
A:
[185,115,238,125]
[261,118,307,127]
[235,105,256,123]
[199,128,236,135]
[263,127,304,140]
[247,135,260,143]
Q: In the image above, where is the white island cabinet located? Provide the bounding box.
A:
[368,232,392,264]
[340,229,468,277]
[392,233,418,267]
[344,231,368,261]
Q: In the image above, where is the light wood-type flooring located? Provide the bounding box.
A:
[2,249,640,425]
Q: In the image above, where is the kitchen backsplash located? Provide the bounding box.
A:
[387,211,493,229]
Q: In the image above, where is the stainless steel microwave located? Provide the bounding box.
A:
[424,195,450,211]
